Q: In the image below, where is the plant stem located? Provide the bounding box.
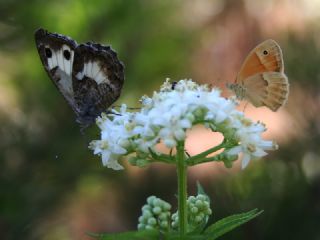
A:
[176,141,187,237]
[187,141,227,163]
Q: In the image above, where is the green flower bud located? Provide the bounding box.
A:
[136,159,149,167]
[147,196,156,205]
[137,223,145,230]
[160,220,169,228]
[193,108,204,118]
[148,217,157,226]
[143,210,152,218]
[197,194,207,202]
[195,215,203,223]
[145,225,154,230]
[142,205,151,211]
[186,113,195,122]
[185,194,212,231]
[152,198,161,206]
[206,208,212,215]
[198,212,205,219]
[137,152,149,159]
[191,206,198,214]
[162,202,171,211]
[203,201,210,208]
[128,157,138,165]
[138,216,144,223]
[159,212,167,220]
[138,196,171,231]
[172,212,178,219]
[188,196,196,203]
[153,206,162,215]
[171,219,178,228]
[195,200,203,208]
[223,159,234,168]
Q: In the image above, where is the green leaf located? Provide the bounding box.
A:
[163,232,207,240]
[188,220,209,235]
[88,231,209,240]
[87,230,160,240]
[204,209,263,240]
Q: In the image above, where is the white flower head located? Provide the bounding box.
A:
[90,79,277,170]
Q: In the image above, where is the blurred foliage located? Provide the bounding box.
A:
[0,0,320,239]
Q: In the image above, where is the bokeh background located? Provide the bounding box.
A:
[1,0,320,239]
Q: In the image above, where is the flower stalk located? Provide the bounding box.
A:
[176,141,187,237]
[89,79,276,239]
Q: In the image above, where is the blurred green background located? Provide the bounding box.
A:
[1,0,320,239]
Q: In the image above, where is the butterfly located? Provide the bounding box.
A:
[227,39,289,111]
[34,28,125,129]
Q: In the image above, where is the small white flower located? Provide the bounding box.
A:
[226,118,277,168]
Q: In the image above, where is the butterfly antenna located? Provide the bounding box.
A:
[112,105,141,111]
[127,107,141,110]
[105,109,122,116]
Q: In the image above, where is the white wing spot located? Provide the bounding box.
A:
[76,71,84,80]
[92,62,100,79]
[62,45,73,75]
[80,61,111,85]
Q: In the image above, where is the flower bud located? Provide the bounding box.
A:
[138,196,171,231]
[148,217,157,226]
[153,206,162,215]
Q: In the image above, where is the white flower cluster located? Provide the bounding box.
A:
[89,79,277,170]
[138,196,171,231]
[226,117,278,168]
[172,194,212,230]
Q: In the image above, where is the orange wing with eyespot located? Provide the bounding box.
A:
[236,39,284,84]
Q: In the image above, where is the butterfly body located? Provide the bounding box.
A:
[226,83,246,100]
[35,28,124,128]
[228,39,289,111]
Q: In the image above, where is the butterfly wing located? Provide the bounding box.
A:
[72,42,125,127]
[35,28,77,110]
[229,39,289,111]
[236,39,284,84]
[243,72,289,111]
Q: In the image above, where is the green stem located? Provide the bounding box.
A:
[188,152,227,166]
[148,148,174,164]
[176,141,187,237]
[187,141,227,163]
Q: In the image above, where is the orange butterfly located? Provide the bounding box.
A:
[227,39,289,111]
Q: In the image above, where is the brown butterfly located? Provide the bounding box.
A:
[35,28,124,129]
[227,39,289,111]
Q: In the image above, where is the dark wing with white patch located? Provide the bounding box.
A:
[72,42,124,127]
[34,28,77,110]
